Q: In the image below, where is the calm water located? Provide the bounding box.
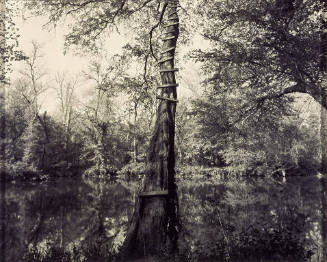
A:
[0,174,324,262]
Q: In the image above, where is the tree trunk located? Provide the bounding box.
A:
[121,0,180,259]
[320,1,327,261]
[133,136,138,163]
[133,102,138,163]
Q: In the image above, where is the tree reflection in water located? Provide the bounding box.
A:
[2,174,323,262]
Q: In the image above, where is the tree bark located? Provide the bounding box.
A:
[121,0,180,259]
[320,1,327,261]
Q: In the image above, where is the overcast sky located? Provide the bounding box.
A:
[10,7,203,115]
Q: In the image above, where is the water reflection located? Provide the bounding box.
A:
[178,175,322,261]
[1,174,323,261]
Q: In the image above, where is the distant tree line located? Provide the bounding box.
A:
[2,0,322,181]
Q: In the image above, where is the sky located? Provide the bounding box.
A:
[11,7,203,115]
[11,12,127,114]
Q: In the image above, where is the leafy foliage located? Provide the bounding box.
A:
[177,0,323,176]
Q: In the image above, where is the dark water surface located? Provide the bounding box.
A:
[1,174,324,261]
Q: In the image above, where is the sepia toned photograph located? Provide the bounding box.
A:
[0,0,326,261]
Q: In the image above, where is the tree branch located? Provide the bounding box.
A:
[232,83,307,126]
[149,1,168,61]
[143,51,150,91]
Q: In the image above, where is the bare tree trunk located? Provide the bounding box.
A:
[133,102,138,163]
[121,0,180,259]
[320,1,327,261]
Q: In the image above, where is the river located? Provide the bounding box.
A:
[0,173,323,261]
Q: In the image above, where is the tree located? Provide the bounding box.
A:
[122,2,180,257]
[5,83,30,165]
[191,0,325,259]
[18,42,48,115]
[122,75,155,163]
[21,113,50,172]
[174,99,203,166]
[188,0,320,172]
[118,42,159,165]
[54,72,79,152]
[1,0,25,259]
[15,42,52,172]
[80,59,129,175]
[25,0,182,258]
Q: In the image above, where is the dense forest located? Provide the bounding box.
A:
[2,0,322,180]
[0,0,326,262]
